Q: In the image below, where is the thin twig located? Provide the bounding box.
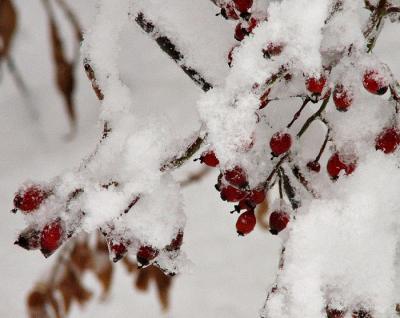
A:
[287,97,311,129]
[134,12,213,92]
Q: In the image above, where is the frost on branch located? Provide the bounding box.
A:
[11,0,400,317]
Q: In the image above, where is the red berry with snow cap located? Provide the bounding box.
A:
[14,185,49,213]
[236,210,256,235]
[333,84,353,112]
[111,242,127,262]
[263,42,284,58]
[327,152,357,180]
[269,210,290,235]
[166,230,184,251]
[137,245,159,266]
[224,166,248,188]
[326,308,345,318]
[363,69,388,95]
[233,0,253,13]
[307,161,321,173]
[220,2,239,20]
[306,75,327,94]
[199,150,219,167]
[270,132,292,156]
[220,184,247,202]
[40,220,63,257]
[375,127,400,154]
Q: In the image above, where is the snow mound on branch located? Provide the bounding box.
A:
[263,152,400,318]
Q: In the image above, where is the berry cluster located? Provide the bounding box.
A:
[12,183,184,272]
[199,150,292,236]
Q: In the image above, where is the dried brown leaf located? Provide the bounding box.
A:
[47,292,62,318]
[134,265,172,311]
[0,0,17,60]
[135,267,151,291]
[96,261,113,296]
[57,268,92,312]
[42,0,76,129]
[27,288,50,318]
[70,240,93,272]
[153,267,172,311]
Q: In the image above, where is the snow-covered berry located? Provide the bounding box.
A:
[375,127,400,154]
[362,70,388,95]
[14,185,49,213]
[270,132,292,156]
[269,210,290,235]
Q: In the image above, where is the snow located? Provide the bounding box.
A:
[2,0,400,317]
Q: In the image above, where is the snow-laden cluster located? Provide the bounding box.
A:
[11,0,400,316]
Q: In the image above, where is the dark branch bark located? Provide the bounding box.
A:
[135,12,213,92]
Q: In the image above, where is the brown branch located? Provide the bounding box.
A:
[134,12,213,92]
[297,95,330,138]
[280,168,301,209]
[287,97,311,129]
[160,134,206,171]
[289,163,319,199]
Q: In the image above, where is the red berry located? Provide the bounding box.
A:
[326,308,345,318]
[110,242,127,262]
[375,127,400,154]
[363,70,388,95]
[263,42,284,57]
[14,186,49,213]
[306,75,327,94]
[269,210,290,235]
[233,0,253,13]
[166,230,184,251]
[234,23,247,41]
[236,210,256,235]
[307,161,321,173]
[247,187,266,205]
[269,132,292,156]
[220,184,247,202]
[40,221,63,257]
[199,150,219,167]
[352,310,372,318]
[327,152,357,180]
[224,166,248,188]
[137,245,159,266]
[221,2,239,20]
[333,84,353,111]
[247,17,259,33]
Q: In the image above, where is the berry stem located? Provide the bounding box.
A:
[314,127,331,163]
[278,168,284,200]
[297,94,331,138]
[287,97,311,129]
[289,161,319,198]
[280,167,301,209]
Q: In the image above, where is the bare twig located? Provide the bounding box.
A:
[134,12,213,92]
